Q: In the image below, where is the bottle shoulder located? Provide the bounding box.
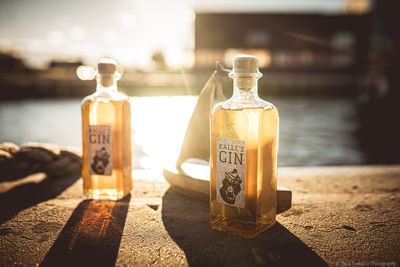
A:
[81,90,129,105]
[212,97,278,114]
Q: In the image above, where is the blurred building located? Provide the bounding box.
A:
[0,53,29,73]
[47,61,83,79]
[194,13,372,74]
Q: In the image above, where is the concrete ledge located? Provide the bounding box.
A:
[0,165,399,266]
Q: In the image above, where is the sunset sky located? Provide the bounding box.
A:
[0,0,364,69]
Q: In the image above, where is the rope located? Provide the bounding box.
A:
[0,142,81,180]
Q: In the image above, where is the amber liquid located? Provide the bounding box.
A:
[81,99,132,200]
[210,107,279,238]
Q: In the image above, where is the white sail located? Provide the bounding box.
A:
[176,63,230,172]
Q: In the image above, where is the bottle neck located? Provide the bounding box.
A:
[232,77,259,99]
[96,74,118,92]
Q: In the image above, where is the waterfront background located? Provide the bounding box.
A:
[1,0,399,168]
[0,95,364,169]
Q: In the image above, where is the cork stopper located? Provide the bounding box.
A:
[97,58,118,87]
[229,54,262,89]
[229,54,262,78]
[98,58,117,75]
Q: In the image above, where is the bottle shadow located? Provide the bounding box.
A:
[162,188,327,266]
[0,173,80,225]
[40,194,130,267]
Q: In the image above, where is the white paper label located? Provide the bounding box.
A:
[88,125,112,176]
[216,138,246,208]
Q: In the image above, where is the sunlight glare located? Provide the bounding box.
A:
[76,65,95,80]
[47,30,66,45]
[120,13,136,28]
[184,9,196,24]
[104,31,120,44]
[69,25,86,41]
[131,96,198,169]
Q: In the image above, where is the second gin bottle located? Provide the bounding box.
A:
[81,58,132,200]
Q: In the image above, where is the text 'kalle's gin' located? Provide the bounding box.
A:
[210,54,279,238]
[81,58,132,200]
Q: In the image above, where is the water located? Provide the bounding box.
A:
[0,96,365,168]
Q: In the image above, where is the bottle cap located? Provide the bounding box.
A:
[98,58,117,74]
[229,54,262,78]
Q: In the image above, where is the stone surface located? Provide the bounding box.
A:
[0,165,399,266]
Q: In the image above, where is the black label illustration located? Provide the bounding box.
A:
[91,147,110,175]
[219,169,242,205]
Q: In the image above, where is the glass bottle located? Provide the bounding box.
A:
[81,58,132,200]
[210,54,279,238]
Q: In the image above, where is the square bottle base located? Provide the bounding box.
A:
[210,215,276,239]
[84,189,127,201]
